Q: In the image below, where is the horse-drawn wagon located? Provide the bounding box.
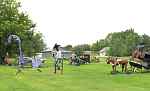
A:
[130,44,150,71]
[106,44,150,73]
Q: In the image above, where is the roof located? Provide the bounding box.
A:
[137,45,144,48]
[99,47,110,53]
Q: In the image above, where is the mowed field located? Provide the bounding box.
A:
[0,59,150,91]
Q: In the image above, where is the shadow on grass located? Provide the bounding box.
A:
[109,70,150,75]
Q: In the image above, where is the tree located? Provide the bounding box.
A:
[22,32,46,56]
[91,39,107,51]
[90,28,143,56]
[73,44,91,56]
[64,45,73,51]
[141,34,150,45]
[106,28,141,56]
[0,0,45,59]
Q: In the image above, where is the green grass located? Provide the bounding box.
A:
[0,60,150,91]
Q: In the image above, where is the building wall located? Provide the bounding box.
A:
[62,51,72,59]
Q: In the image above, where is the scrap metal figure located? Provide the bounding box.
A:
[8,34,24,75]
[53,43,63,74]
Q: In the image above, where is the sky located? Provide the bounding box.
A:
[21,0,150,48]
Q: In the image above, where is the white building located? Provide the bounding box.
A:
[99,47,110,56]
[59,47,73,59]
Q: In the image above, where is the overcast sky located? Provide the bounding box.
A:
[21,0,150,48]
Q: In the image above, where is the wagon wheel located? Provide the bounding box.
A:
[127,65,142,73]
[127,65,134,72]
[134,68,142,72]
[127,64,136,72]
[127,64,140,73]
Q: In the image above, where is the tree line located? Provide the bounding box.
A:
[64,28,150,57]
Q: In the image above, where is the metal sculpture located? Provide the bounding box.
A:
[53,43,63,74]
[8,35,24,74]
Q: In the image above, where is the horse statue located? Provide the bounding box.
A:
[4,52,12,65]
[106,57,128,72]
[132,48,144,63]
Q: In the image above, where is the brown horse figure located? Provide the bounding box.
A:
[132,48,144,63]
[106,57,128,72]
[4,53,12,66]
[130,48,144,72]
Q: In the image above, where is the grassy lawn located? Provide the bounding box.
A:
[0,59,150,91]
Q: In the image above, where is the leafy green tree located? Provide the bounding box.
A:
[64,45,73,51]
[90,28,143,56]
[23,32,46,56]
[0,0,46,60]
[73,44,91,56]
[142,34,150,45]
[106,28,141,56]
[91,39,107,51]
